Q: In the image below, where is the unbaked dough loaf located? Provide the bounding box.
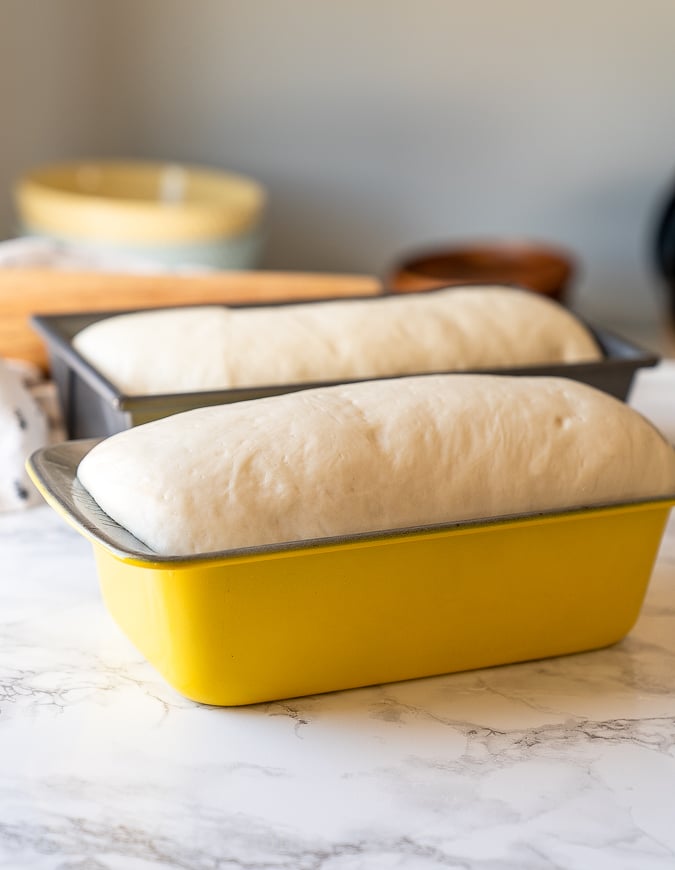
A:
[71,286,601,395]
[77,374,675,556]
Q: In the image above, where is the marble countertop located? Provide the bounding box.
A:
[2,365,675,870]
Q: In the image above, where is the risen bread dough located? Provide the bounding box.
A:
[77,375,675,556]
[71,286,601,395]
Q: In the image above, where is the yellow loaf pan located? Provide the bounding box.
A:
[28,440,675,707]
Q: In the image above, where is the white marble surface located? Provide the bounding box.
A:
[2,365,675,870]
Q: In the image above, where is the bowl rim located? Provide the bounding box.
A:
[15,159,266,242]
[390,236,577,268]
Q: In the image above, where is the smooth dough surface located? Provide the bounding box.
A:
[77,375,675,556]
[72,286,601,394]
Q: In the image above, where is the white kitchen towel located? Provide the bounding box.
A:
[629,360,675,445]
[0,357,49,511]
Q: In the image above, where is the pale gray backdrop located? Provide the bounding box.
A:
[2,0,675,333]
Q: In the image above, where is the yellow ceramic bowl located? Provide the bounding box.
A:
[15,160,266,269]
[27,441,675,707]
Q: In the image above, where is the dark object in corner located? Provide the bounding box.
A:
[654,186,675,321]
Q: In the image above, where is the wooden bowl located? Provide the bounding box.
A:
[384,240,576,302]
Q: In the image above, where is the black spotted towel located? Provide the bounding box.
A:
[0,358,52,512]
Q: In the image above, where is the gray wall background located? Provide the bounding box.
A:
[2,0,675,332]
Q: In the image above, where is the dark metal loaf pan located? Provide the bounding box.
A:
[31,306,660,439]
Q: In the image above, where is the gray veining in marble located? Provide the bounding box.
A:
[2,364,675,869]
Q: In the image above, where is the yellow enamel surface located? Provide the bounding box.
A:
[15,161,265,242]
[88,501,672,706]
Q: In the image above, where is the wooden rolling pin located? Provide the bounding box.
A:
[0,269,382,371]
